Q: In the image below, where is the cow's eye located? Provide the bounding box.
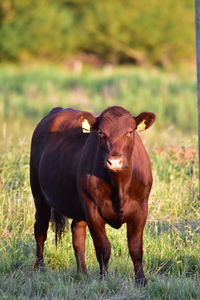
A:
[126,130,133,137]
[98,129,105,138]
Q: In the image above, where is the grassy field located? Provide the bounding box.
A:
[0,66,199,299]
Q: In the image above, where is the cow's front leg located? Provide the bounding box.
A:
[71,220,87,274]
[89,219,111,277]
[87,204,111,277]
[127,205,148,286]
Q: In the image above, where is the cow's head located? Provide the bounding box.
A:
[78,106,156,172]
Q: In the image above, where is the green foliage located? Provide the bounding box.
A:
[0,0,195,65]
[0,0,76,61]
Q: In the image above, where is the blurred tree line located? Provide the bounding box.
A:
[0,0,195,66]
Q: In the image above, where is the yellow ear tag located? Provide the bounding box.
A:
[136,120,146,132]
[82,119,91,133]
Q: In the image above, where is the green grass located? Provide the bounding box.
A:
[0,66,197,134]
[0,66,199,299]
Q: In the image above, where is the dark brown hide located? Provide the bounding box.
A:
[30,106,155,285]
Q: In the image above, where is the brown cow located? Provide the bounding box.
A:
[30,106,155,285]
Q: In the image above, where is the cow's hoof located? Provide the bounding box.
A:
[34,258,44,269]
[135,277,148,287]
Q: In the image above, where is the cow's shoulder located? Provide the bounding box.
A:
[131,132,152,186]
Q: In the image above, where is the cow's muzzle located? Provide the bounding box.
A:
[106,155,128,172]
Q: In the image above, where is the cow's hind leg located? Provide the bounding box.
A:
[71,220,87,273]
[34,198,51,268]
[30,164,51,268]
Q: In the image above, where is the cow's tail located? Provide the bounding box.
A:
[51,209,67,247]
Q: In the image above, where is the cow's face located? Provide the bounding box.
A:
[96,107,156,172]
[80,106,155,172]
[97,112,135,172]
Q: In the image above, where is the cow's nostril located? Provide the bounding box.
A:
[106,157,125,170]
[107,159,112,166]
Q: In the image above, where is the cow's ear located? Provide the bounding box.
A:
[77,112,97,133]
[135,112,156,132]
